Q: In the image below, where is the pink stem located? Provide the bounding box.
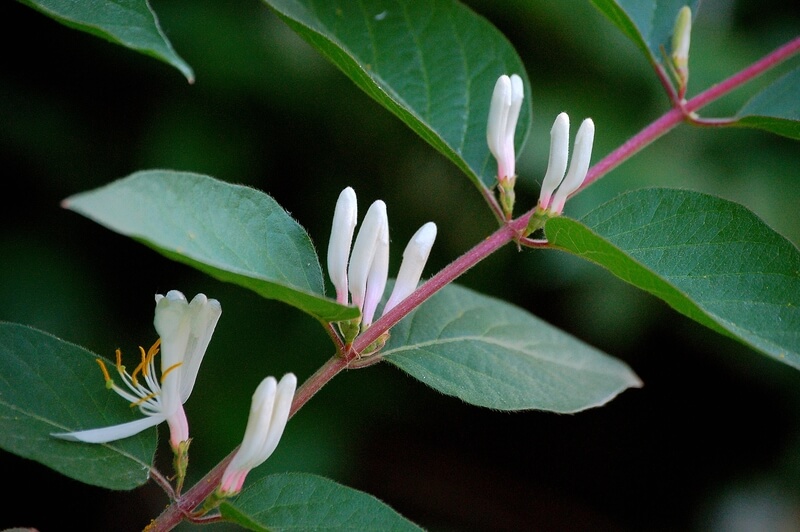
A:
[146,35,800,532]
[581,36,800,190]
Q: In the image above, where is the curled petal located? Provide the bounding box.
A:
[52,415,165,444]
[179,294,222,403]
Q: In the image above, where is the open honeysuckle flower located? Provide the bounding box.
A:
[52,290,221,451]
[327,188,437,341]
[218,373,297,497]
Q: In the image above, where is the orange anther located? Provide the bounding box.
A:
[160,361,183,383]
[95,358,112,383]
[130,391,157,408]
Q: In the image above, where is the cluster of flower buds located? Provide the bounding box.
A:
[486,73,524,218]
[327,187,437,345]
[536,112,595,215]
[671,5,692,99]
[486,74,595,225]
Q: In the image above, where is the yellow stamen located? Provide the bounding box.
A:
[130,391,158,408]
[115,348,123,369]
[95,358,114,390]
[143,339,161,377]
[131,339,161,385]
[160,362,183,383]
[131,346,148,386]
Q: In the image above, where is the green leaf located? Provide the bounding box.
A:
[735,66,800,140]
[19,0,194,82]
[259,0,531,191]
[381,283,641,413]
[0,322,155,490]
[546,188,800,369]
[220,472,423,531]
[589,0,699,66]
[63,171,358,323]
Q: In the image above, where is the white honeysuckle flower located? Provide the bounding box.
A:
[361,215,389,328]
[52,290,221,450]
[347,200,388,313]
[327,187,358,304]
[537,112,571,210]
[219,373,297,496]
[486,73,524,182]
[383,222,438,316]
[549,118,595,214]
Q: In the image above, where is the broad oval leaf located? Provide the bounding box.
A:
[19,0,194,82]
[220,472,423,531]
[381,284,642,413]
[260,0,531,190]
[63,171,358,323]
[0,322,155,490]
[735,66,800,140]
[589,0,699,67]
[546,188,800,369]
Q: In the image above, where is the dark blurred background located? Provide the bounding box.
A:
[2,0,800,530]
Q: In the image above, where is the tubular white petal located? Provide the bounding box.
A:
[154,291,192,416]
[361,215,389,328]
[383,222,437,315]
[549,118,595,214]
[486,75,511,165]
[348,200,387,311]
[506,74,524,140]
[230,376,278,473]
[503,74,524,179]
[179,294,222,403]
[258,373,296,464]
[52,415,165,444]
[327,187,358,304]
[538,112,570,209]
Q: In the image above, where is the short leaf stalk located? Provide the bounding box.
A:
[145,35,800,532]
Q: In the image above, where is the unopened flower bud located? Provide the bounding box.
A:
[361,215,389,328]
[348,200,388,314]
[219,373,297,496]
[537,112,570,210]
[327,187,358,305]
[383,222,437,315]
[487,74,524,183]
[549,118,595,214]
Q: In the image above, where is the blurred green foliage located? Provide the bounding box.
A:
[1,0,799,530]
